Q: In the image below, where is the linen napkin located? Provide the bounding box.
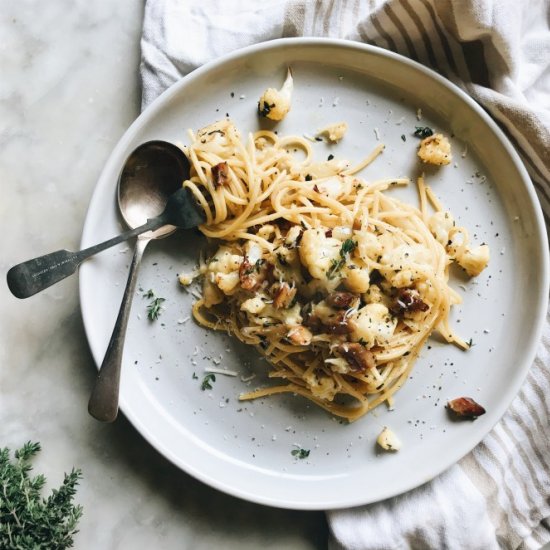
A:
[140,1,550,548]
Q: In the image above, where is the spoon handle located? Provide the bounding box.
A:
[6,217,163,299]
[88,238,148,422]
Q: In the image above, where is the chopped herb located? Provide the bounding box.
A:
[326,258,345,280]
[401,134,406,142]
[255,258,265,272]
[358,338,367,347]
[192,372,198,380]
[315,136,323,142]
[142,288,155,299]
[258,102,274,117]
[327,154,334,161]
[340,239,357,256]
[230,92,235,98]
[326,239,358,279]
[201,373,216,391]
[414,126,434,138]
[467,338,475,348]
[147,297,166,321]
[291,447,310,459]
[0,442,83,550]
[305,174,313,181]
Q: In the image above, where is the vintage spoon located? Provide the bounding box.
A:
[85,141,204,422]
[6,142,203,299]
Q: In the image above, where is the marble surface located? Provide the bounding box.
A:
[0,3,326,548]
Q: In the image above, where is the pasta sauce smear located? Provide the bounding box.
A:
[180,119,489,421]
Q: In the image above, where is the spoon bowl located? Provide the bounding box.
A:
[87,140,201,422]
[118,140,189,234]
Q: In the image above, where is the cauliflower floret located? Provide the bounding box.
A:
[285,225,302,246]
[240,296,266,314]
[287,325,312,346]
[214,271,240,294]
[258,68,293,121]
[208,246,242,274]
[343,265,371,294]
[244,241,263,264]
[178,271,198,286]
[362,284,389,306]
[331,225,353,241]
[202,278,224,307]
[355,231,383,262]
[324,357,350,374]
[299,228,342,281]
[456,244,490,277]
[417,133,452,166]
[318,122,348,143]
[351,303,397,348]
[377,427,402,451]
[429,211,455,246]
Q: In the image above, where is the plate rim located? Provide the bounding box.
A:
[79,37,549,510]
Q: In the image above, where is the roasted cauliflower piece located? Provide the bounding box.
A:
[377,427,402,451]
[258,68,293,121]
[318,122,348,143]
[417,133,452,166]
[456,244,490,277]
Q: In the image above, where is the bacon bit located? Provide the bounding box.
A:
[272,282,297,309]
[353,218,362,230]
[390,288,429,316]
[337,343,375,372]
[212,162,229,188]
[313,184,320,193]
[322,311,354,335]
[325,229,333,238]
[287,325,312,346]
[326,291,356,309]
[239,256,258,290]
[447,397,486,419]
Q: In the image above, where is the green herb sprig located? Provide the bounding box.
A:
[143,289,165,321]
[414,126,434,138]
[291,447,310,459]
[0,442,83,550]
[326,239,357,279]
[201,373,216,391]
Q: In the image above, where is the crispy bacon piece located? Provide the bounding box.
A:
[337,343,376,372]
[447,397,486,419]
[212,162,229,188]
[239,256,257,291]
[390,288,429,316]
[326,291,357,309]
[322,311,354,335]
[272,282,297,309]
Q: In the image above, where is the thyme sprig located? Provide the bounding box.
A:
[0,442,83,550]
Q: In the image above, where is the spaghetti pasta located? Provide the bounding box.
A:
[180,119,489,421]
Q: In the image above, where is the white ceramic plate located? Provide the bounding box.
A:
[80,38,548,510]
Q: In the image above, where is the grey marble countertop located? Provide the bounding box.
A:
[1,3,326,548]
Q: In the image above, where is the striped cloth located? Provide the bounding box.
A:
[140,1,550,548]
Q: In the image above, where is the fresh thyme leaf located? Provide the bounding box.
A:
[467,338,475,348]
[326,240,358,280]
[0,442,83,550]
[255,258,265,272]
[305,174,313,181]
[258,102,274,117]
[414,126,434,138]
[192,372,198,380]
[401,134,406,142]
[142,288,155,299]
[326,258,345,280]
[340,239,357,256]
[291,447,310,459]
[146,297,165,320]
[201,373,216,391]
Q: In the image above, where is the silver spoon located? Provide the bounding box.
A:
[7,140,205,422]
[86,141,204,422]
[6,142,203,299]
